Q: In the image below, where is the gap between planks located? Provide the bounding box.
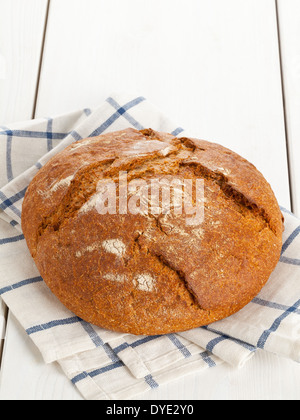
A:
[0,304,8,371]
[275,0,294,214]
[32,0,51,120]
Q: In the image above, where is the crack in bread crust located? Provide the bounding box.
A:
[133,225,205,311]
[180,160,277,235]
[152,253,204,310]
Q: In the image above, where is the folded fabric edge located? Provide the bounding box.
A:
[58,351,223,401]
[177,329,257,369]
[61,337,208,380]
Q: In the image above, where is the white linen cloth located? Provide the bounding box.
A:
[0,93,299,400]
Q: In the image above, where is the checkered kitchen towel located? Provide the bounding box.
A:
[0,93,299,400]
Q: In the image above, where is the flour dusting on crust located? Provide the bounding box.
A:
[50,176,74,192]
[102,239,126,258]
[121,140,168,156]
[76,239,126,258]
[133,273,156,292]
[103,273,127,283]
[76,243,102,258]
[39,175,74,198]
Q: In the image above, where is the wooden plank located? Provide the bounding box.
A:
[0,313,82,400]
[277,0,300,217]
[0,0,49,124]
[0,0,49,390]
[1,0,296,400]
[35,0,290,208]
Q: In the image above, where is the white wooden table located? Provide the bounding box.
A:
[0,0,300,400]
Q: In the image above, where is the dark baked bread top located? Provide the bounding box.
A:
[21,128,284,335]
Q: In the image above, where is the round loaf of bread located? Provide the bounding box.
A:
[22,128,284,335]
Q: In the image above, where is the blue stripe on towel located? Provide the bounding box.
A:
[257,298,300,349]
[0,234,24,245]
[89,97,145,138]
[0,276,43,296]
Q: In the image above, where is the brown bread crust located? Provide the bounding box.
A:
[21,128,284,335]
